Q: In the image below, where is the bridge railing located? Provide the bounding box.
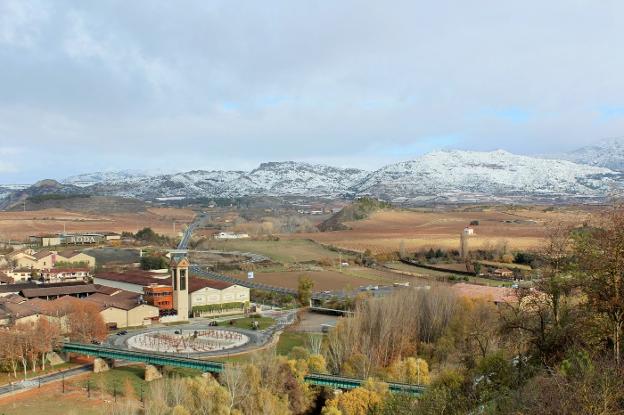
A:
[304,373,426,396]
[63,343,426,395]
[62,342,224,373]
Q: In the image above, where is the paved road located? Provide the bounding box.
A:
[0,365,92,397]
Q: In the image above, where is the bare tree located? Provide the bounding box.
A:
[306,333,323,356]
[221,363,250,411]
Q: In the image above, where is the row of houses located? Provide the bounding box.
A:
[2,248,96,270]
[0,265,251,328]
[0,283,159,329]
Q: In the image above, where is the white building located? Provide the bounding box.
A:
[463,227,474,235]
[214,232,250,240]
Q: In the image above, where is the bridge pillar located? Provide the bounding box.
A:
[145,365,163,382]
[93,358,111,373]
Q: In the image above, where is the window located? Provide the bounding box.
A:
[180,275,186,290]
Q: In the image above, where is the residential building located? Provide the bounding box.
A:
[84,292,159,329]
[5,268,32,282]
[143,284,174,311]
[56,250,96,268]
[0,272,13,285]
[39,268,90,283]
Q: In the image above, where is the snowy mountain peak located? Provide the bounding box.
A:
[43,151,624,203]
[544,137,624,171]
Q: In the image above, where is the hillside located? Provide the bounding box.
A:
[545,137,624,171]
[2,150,623,206]
[318,197,391,231]
[353,150,621,202]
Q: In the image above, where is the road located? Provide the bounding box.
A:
[181,214,363,301]
[0,365,92,397]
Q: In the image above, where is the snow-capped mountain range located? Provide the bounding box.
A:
[543,137,624,171]
[21,149,617,204]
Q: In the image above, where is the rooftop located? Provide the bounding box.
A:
[84,292,146,311]
[20,283,100,298]
[95,269,234,292]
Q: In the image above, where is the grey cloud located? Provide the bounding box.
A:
[1,0,624,182]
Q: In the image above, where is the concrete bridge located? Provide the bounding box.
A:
[61,342,425,395]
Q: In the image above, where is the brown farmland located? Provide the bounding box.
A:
[292,206,592,254]
[0,207,196,240]
[226,267,415,291]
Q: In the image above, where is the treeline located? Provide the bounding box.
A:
[123,227,176,247]
[381,206,624,414]
[0,300,107,381]
[27,193,91,203]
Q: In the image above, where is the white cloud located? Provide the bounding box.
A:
[0,0,48,47]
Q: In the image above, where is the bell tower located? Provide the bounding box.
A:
[170,255,190,320]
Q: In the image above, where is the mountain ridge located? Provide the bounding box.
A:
[4,149,623,206]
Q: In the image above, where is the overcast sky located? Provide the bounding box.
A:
[1,0,624,183]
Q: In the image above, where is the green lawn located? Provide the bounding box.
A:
[276,332,307,356]
[217,316,275,330]
[208,239,348,263]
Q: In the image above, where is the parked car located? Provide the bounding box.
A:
[116,330,128,336]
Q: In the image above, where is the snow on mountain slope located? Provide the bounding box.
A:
[545,137,624,171]
[353,150,622,199]
[62,169,169,186]
[82,162,368,199]
[53,152,623,202]
[230,162,369,196]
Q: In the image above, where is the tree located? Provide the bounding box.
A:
[140,255,168,270]
[297,276,314,306]
[65,300,108,342]
[387,357,430,385]
[221,364,250,412]
[33,318,62,370]
[574,205,624,365]
[322,379,388,415]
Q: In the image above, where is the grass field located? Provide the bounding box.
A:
[228,267,410,291]
[203,238,347,263]
[276,332,307,356]
[218,316,275,330]
[294,206,592,254]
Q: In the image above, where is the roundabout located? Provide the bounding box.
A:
[127,328,250,353]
